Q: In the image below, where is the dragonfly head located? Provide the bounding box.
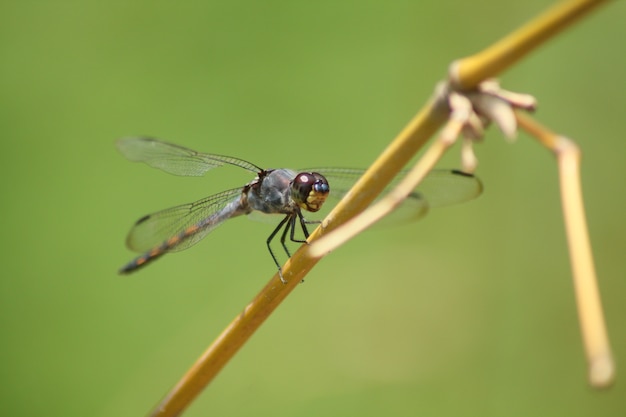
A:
[291,172,330,212]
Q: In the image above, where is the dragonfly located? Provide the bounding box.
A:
[117,137,482,280]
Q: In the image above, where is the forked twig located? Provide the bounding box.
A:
[515,111,615,388]
[147,1,612,415]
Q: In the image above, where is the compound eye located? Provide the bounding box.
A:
[291,172,330,212]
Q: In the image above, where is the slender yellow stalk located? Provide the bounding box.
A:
[516,112,614,388]
[449,0,608,89]
[148,2,613,415]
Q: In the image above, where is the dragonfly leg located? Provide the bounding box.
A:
[267,214,292,283]
[287,212,309,284]
[280,215,296,258]
[301,216,321,226]
[290,210,310,243]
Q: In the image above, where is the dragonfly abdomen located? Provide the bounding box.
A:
[119,222,208,274]
[119,245,167,274]
[119,198,249,274]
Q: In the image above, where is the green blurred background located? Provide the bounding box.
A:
[1,1,624,416]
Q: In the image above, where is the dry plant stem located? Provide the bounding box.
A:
[449,0,608,89]
[148,2,614,413]
[148,98,449,417]
[516,111,615,388]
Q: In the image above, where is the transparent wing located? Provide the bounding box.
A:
[117,137,262,176]
[305,168,483,223]
[125,187,245,253]
[401,169,483,208]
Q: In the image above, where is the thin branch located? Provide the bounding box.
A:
[516,111,615,388]
[449,0,608,89]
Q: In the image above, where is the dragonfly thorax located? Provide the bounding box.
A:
[246,169,298,214]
